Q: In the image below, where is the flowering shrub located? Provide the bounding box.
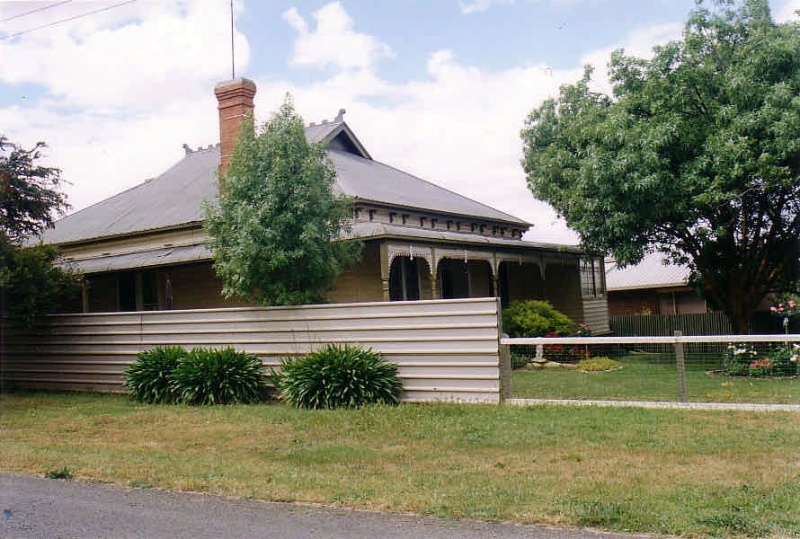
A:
[543,332,590,363]
[748,357,773,377]
[576,323,592,337]
[770,298,800,319]
[767,344,800,377]
[723,343,799,377]
[723,344,759,377]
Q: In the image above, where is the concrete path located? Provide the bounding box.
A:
[0,473,659,539]
[506,398,800,411]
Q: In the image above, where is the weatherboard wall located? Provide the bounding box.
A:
[2,298,504,403]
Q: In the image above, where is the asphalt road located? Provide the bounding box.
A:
[0,473,658,539]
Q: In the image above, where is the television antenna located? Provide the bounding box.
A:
[229,0,235,79]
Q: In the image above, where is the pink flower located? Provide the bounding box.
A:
[750,358,772,369]
[791,300,797,308]
[771,306,778,312]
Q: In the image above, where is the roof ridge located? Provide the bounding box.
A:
[307,108,346,128]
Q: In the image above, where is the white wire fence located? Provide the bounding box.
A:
[502,333,800,404]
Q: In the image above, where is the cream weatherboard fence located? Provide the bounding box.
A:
[1,298,508,403]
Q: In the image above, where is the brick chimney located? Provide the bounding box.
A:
[214,78,257,175]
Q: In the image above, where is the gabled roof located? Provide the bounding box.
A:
[41,119,529,246]
[605,253,691,291]
[305,114,371,159]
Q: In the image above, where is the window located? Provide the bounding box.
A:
[580,258,606,298]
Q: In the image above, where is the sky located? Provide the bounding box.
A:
[1,0,799,245]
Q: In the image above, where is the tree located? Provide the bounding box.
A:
[521,0,800,333]
[204,95,361,306]
[0,136,68,245]
[0,137,79,327]
[1,243,80,328]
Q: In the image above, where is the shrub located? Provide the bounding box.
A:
[723,344,758,377]
[748,357,773,377]
[171,348,268,405]
[542,332,591,363]
[578,357,621,372]
[272,344,402,409]
[723,344,799,378]
[502,300,575,338]
[768,344,799,377]
[511,352,531,369]
[123,346,187,403]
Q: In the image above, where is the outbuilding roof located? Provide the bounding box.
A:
[605,253,691,291]
[42,119,528,246]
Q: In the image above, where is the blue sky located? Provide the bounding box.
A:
[1,0,798,243]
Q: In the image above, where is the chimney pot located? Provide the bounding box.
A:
[214,77,257,176]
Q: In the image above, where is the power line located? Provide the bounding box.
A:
[0,0,72,24]
[0,0,136,41]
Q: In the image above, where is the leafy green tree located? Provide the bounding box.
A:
[0,137,78,328]
[521,0,800,333]
[0,244,80,328]
[204,95,361,306]
[0,136,68,245]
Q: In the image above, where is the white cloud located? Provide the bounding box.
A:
[283,2,393,71]
[579,22,683,95]
[774,0,800,22]
[0,0,249,111]
[459,0,516,15]
[0,0,695,246]
[0,0,246,211]
[255,42,583,243]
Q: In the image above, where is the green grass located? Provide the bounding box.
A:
[513,353,800,403]
[2,391,800,538]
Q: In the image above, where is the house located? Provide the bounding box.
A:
[605,254,707,316]
[40,78,610,333]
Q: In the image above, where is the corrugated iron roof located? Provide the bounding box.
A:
[349,222,582,252]
[41,122,529,246]
[41,147,219,245]
[605,253,691,291]
[58,244,211,274]
[329,150,525,225]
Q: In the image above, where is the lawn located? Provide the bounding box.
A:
[512,353,800,404]
[2,391,800,538]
